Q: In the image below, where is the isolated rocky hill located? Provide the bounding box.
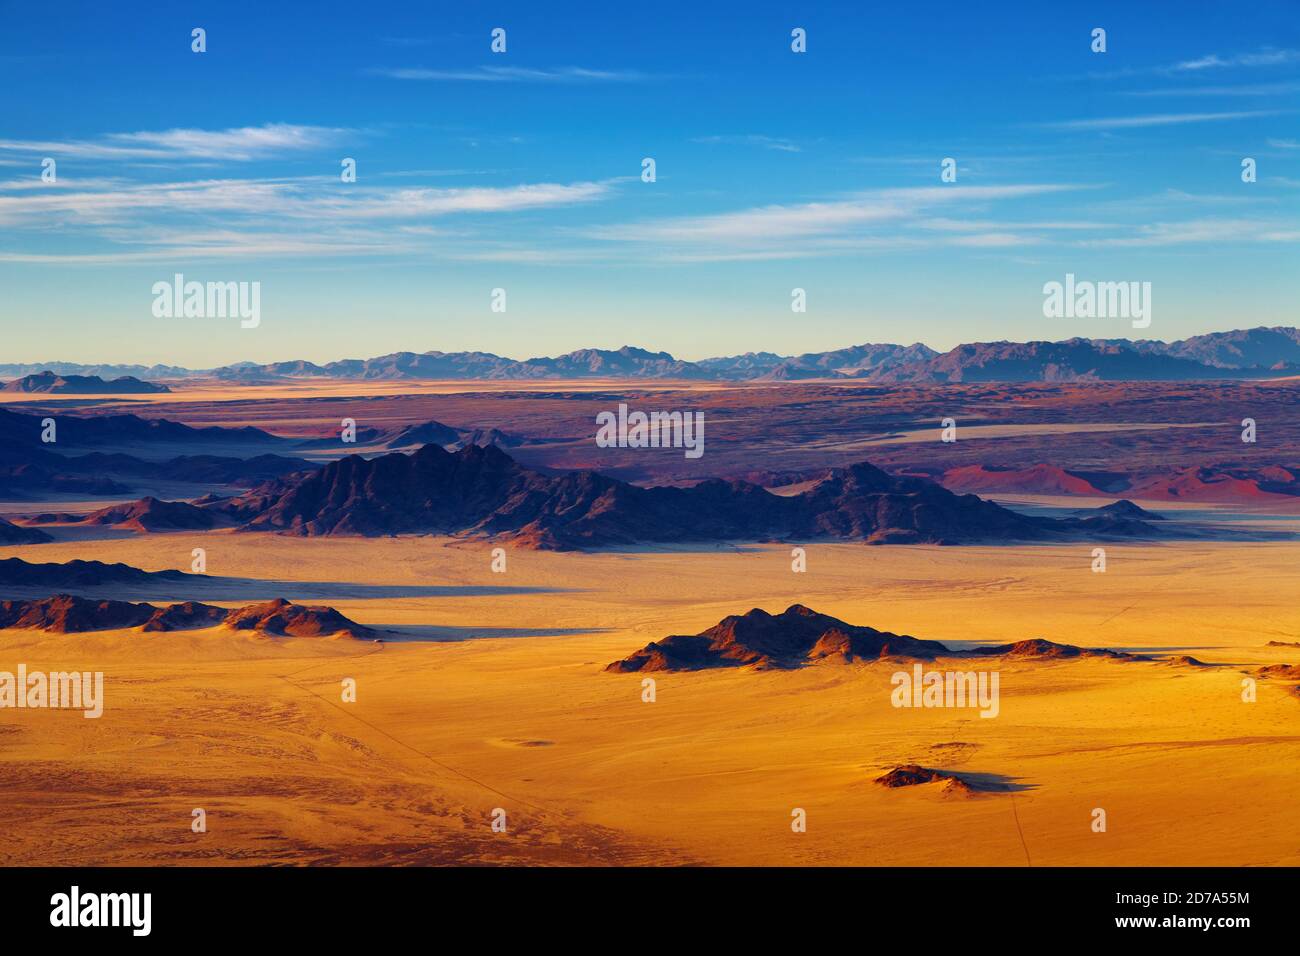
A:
[606,604,950,671]
[2,371,171,394]
[607,605,1155,672]
[0,594,374,637]
[0,517,51,545]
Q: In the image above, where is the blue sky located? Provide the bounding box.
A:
[1,0,1297,366]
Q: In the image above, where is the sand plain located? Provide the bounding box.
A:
[1,531,1297,866]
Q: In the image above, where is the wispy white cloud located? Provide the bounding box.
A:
[1123,81,1300,97]
[110,124,351,160]
[0,172,620,263]
[1041,110,1279,130]
[850,152,1053,167]
[691,135,802,153]
[871,185,1086,202]
[0,179,287,224]
[1123,81,1300,98]
[590,201,905,243]
[642,233,1050,263]
[944,233,1035,248]
[917,217,1109,232]
[445,246,618,264]
[296,182,615,220]
[1088,48,1300,81]
[0,178,614,228]
[0,232,408,264]
[0,176,126,191]
[0,123,352,161]
[1079,218,1300,247]
[1159,188,1264,204]
[576,183,1294,261]
[586,184,1085,256]
[0,137,173,161]
[1173,49,1300,71]
[369,65,650,83]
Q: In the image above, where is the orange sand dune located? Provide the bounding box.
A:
[1,533,1296,866]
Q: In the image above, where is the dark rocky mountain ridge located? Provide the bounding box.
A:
[190,443,1167,549]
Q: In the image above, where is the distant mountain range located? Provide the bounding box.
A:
[3,327,1298,384]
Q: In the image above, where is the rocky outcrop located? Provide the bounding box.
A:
[606,605,949,671]
[0,517,52,545]
[0,594,374,637]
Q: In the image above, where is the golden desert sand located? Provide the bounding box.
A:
[1,531,1297,866]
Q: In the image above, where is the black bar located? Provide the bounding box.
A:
[0,866,1284,941]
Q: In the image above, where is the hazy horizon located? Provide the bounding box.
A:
[4,322,1299,372]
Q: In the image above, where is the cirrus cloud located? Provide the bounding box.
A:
[0,123,354,162]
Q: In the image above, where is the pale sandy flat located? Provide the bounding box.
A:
[0,378,755,407]
[826,422,1218,450]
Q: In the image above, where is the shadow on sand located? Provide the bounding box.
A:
[954,771,1037,793]
[374,624,611,642]
[0,577,577,603]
